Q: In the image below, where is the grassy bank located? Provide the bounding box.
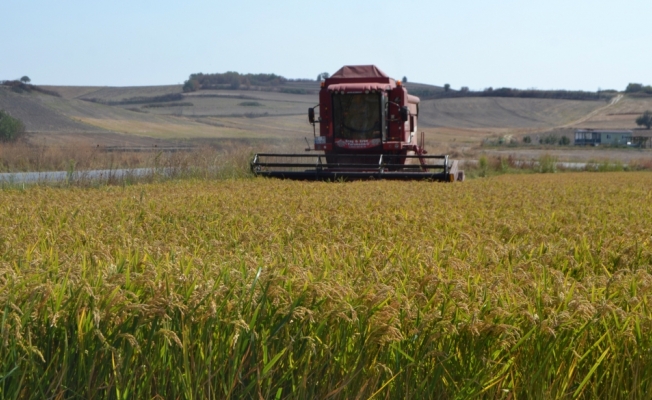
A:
[463,154,652,179]
[0,140,259,173]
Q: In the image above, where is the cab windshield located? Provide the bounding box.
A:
[332,94,382,140]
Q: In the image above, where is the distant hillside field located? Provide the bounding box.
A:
[0,87,106,134]
[418,97,606,129]
[3,81,652,156]
[571,96,652,130]
[0,85,316,148]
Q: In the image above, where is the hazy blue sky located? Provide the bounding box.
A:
[2,0,650,91]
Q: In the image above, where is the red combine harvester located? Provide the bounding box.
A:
[251,65,464,181]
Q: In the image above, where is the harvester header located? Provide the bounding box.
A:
[251,65,463,181]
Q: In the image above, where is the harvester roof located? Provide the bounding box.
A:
[330,65,389,79]
[325,65,418,103]
[325,65,395,86]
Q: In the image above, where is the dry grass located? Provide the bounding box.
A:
[1,173,652,398]
[0,141,164,172]
[0,141,257,177]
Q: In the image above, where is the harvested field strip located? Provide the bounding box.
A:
[1,173,652,398]
[76,118,258,139]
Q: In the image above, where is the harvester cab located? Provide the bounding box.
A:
[251,65,464,181]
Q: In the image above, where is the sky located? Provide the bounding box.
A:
[2,0,651,91]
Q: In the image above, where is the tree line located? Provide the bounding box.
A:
[625,83,652,97]
[1,79,60,97]
[407,86,613,101]
[184,72,290,92]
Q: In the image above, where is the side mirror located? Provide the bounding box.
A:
[400,106,409,122]
[308,108,315,124]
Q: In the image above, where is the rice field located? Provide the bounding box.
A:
[1,172,652,399]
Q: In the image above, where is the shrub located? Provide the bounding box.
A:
[537,154,557,173]
[183,79,200,93]
[478,155,488,177]
[0,110,25,142]
[496,156,510,173]
[142,102,193,108]
[540,134,559,145]
[598,160,624,172]
[243,112,269,118]
[636,111,652,129]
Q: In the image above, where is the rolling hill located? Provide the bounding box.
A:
[2,80,651,152]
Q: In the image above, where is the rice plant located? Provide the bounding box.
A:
[1,172,652,398]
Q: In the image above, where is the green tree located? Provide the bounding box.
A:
[626,83,643,93]
[317,72,330,81]
[0,110,25,142]
[540,134,559,145]
[20,76,31,84]
[183,79,200,93]
[636,110,652,129]
[402,76,408,83]
[444,83,450,92]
